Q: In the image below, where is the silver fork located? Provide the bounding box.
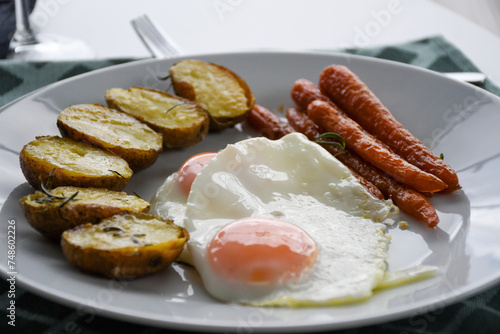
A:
[131,14,181,58]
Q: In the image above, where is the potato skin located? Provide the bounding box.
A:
[105,87,209,149]
[170,60,255,131]
[60,213,189,278]
[19,187,151,241]
[57,104,163,171]
[61,238,183,278]
[20,136,132,191]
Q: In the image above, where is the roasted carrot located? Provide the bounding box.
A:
[307,100,447,193]
[286,107,439,227]
[319,65,460,192]
[338,147,440,228]
[246,104,294,140]
[291,78,329,110]
[348,167,385,200]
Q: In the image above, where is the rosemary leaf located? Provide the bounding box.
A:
[131,234,151,246]
[57,191,79,221]
[166,102,197,114]
[103,226,124,233]
[109,170,125,178]
[315,132,346,151]
[40,183,66,200]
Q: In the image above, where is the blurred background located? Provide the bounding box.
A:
[433,0,500,37]
[1,0,499,59]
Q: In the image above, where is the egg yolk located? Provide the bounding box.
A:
[208,217,318,286]
[177,152,217,196]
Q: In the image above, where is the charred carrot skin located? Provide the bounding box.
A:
[291,79,440,226]
[307,100,448,193]
[319,65,460,192]
[247,104,384,200]
[286,107,439,227]
[246,104,294,140]
[348,167,385,200]
[341,150,439,228]
[248,102,440,227]
[291,79,329,110]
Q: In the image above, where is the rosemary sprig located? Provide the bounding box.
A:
[165,102,198,114]
[315,132,346,151]
[131,234,152,246]
[40,182,66,200]
[103,228,152,246]
[103,226,125,237]
[109,169,125,178]
[40,168,66,199]
[103,226,124,232]
[157,74,173,92]
[44,168,56,191]
[57,191,79,221]
[37,168,80,220]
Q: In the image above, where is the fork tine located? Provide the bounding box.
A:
[137,16,175,58]
[131,19,163,58]
[141,15,180,57]
[131,14,180,58]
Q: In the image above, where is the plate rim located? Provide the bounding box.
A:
[2,49,500,333]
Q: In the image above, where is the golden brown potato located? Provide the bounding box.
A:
[105,86,209,149]
[20,186,151,241]
[57,104,163,171]
[20,136,132,191]
[61,212,189,278]
[169,59,255,130]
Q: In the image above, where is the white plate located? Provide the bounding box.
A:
[1,51,500,333]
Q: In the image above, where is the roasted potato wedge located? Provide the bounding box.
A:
[20,186,151,240]
[105,87,209,149]
[20,136,132,191]
[57,104,163,171]
[61,212,189,278]
[169,59,255,130]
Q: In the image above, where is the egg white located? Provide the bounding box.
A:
[184,133,398,306]
[151,133,437,307]
[150,172,193,264]
[150,172,187,226]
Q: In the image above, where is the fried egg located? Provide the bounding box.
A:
[151,133,437,307]
[150,152,216,264]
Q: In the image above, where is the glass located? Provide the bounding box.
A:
[7,0,94,60]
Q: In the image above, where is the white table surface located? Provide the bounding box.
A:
[29,0,500,85]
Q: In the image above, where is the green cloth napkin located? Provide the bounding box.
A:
[1,36,500,334]
[0,58,136,108]
[340,35,500,96]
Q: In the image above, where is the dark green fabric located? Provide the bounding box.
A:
[340,35,500,96]
[1,36,499,334]
[0,58,136,107]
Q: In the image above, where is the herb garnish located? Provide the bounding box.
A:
[103,226,125,237]
[165,102,198,114]
[109,169,125,178]
[37,168,80,220]
[157,74,174,92]
[103,228,152,246]
[315,132,346,152]
[131,234,152,246]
